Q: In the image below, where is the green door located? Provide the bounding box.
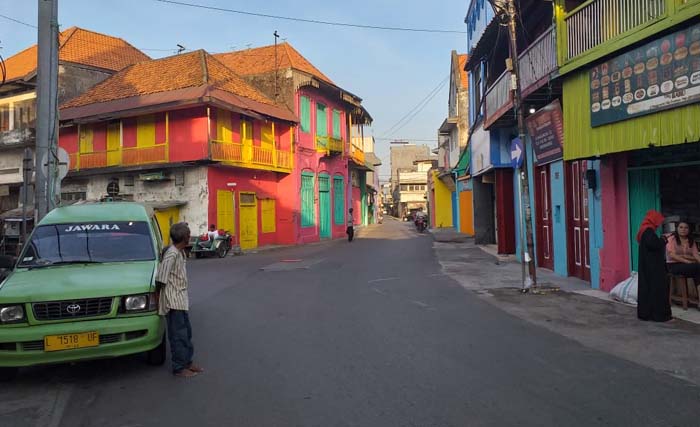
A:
[628,169,660,271]
[319,174,331,239]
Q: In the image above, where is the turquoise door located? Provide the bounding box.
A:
[319,174,331,239]
[628,169,660,271]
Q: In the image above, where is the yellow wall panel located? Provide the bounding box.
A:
[136,115,156,147]
[261,199,276,233]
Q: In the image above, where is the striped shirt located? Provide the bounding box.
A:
[156,245,189,315]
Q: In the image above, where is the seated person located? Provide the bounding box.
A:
[207,224,219,241]
[666,221,700,287]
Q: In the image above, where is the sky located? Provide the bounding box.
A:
[0,0,468,179]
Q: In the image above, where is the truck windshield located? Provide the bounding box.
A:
[18,221,155,267]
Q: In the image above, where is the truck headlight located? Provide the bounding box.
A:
[124,295,148,311]
[0,305,25,323]
[121,293,157,313]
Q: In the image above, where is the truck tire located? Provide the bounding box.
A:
[146,335,167,366]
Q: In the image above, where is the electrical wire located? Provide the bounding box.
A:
[378,75,449,138]
[154,0,467,34]
[0,13,186,54]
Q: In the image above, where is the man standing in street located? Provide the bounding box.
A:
[156,222,205,378]
[347,208,355,242]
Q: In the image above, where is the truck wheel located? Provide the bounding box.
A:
[0,367,18,381]
[146,335,167,366]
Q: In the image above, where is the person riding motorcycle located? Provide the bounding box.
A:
[414,209,427,232]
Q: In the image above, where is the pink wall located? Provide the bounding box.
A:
[59,127,78,153]
[168,107,209,162]
[207,166,287,247]
[293,88,351,244]
[599,154,631,292]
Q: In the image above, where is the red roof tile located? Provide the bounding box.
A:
[3,27,150,82]
[60,50,296,123]
[214,42,334,85]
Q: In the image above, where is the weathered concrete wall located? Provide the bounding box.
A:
[58,64,113,105]
[61,166,209,232]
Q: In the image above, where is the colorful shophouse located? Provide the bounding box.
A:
[557,0,700,291]
[58,50,298,248]
[215,43,372,243]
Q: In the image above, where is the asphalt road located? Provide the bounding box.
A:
[3,219,700,427]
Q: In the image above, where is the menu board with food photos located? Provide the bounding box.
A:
[590,22,700,127]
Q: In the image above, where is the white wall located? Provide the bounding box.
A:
[62,167,209,232]
[470,124,492,176]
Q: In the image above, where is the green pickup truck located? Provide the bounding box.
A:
[0,202,167,380]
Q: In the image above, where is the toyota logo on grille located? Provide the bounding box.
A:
[66,304,81,314]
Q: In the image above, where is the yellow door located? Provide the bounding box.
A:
[241,119,253,162]
[106,122,121,166]
[216,190,235,235]
[154,207,180,246]
[239,192,258,250]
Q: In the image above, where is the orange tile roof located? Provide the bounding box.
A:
[214,42,334,85]
[3,27,150,82]
[61,50,275,109]
[458,54,468,89]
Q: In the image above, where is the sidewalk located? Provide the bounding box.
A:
[429,227,700,386]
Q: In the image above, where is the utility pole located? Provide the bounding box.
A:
[506,0,537,289]
[490,0,537,289]
[35,0,59,220]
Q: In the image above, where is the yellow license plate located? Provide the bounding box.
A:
[44,331,99,352]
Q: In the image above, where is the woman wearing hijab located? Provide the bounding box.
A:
[636,210,673,322]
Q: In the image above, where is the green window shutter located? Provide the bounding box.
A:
[334,176,345,225]
[301,172,315,227]
[316,103,327,137]
[300,96,310,133]
[332,110,341,139]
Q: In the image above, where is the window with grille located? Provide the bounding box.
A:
[333,176,345,225]
[240,193,256,205]
[301,172,315,227]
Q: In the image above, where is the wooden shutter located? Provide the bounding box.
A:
[334,176,345,225]
[136,115,156,147]
[216,109,232,142]
[316,104,327,137]
[301,173,315,227]
[216,190,235,235]
[79,125,94,154]
[300,96,311,133]
[261,199,276,233]
[261,122,274,149]
[332,110,341,139]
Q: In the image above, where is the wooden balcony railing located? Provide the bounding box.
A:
[211,140,292,172]
[484,70,512,126]
[484,26,557,127]
[68,144,169,171]
[564,0,666,61]
[328,137,344,154]
[122,144,169,166]
[519,26,557,94]
[351,144,365,165]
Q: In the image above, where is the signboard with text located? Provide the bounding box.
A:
[590,22,700,127]
[526,99,564,165]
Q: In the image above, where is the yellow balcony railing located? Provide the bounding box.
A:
[68,144,169,171]
[122,144,169,166]
[211,140,292,172]
[351,143,365,165]
[328,137,344,154]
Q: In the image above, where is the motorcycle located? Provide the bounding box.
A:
[188,229,232,258]
[414,216,427,233]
